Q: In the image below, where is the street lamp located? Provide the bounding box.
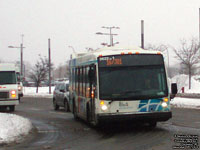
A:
[96,26,120,46]
[8,44,25,77]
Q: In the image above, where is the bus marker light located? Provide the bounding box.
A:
[91,91,94,98]
[157,52,161,55]
[128,52,132,54]
[163,98,168,102]
[135,52,140,54]
[100,101,104,105]
[99,54,103,57]
[121,52,125,55]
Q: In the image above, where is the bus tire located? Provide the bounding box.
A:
[64,100,70,112]
[73,100,79,120]
[86,103,91,123]
[149,121,157,128]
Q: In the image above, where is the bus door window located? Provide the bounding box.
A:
[89,65,96,98]
[83,67,86,97]
[86,67,90,98]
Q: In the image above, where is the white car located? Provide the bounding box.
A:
[53,81,70,112]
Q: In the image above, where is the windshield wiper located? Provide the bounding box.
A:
[120,89,142,95]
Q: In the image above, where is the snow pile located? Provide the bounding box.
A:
[0,113,32,144]
[23,86,55,98]
[171,74,200,93]
[171,97,200,109]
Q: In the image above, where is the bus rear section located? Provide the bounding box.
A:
[0,64,19,112]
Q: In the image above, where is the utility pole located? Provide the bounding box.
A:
[8,34,25,78]
[48,39,51,94]
[199,8,200,45]
[96,26,120,47]
[21,34,24,77]
[141,20,144,49]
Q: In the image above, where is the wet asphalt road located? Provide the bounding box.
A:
[0,97,200,150]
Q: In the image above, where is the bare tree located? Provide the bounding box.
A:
[29,55,53,93]
[172,38,200,89]
[145,44,168,52]
[53,63,69,79]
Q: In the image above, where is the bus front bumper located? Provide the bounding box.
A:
[97,111,172,122]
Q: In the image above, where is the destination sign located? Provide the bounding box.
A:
[98,54,164,67]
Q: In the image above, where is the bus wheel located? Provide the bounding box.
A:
[86,103,91,123]
[9,106,15,112]
[64,100,70,112]
[73,101,79,120]
[148,121,157,128]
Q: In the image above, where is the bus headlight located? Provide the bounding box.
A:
[101,105,108,111]
[100,100,108,111]
[161,102,168,108]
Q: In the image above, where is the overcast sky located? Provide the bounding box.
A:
[0,0,200,67]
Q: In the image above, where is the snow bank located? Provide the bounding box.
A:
[0,113,32,144]
[171,97,200,109]
[23,86,55,98]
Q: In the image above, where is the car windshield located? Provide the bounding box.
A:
[0,71,17,85]
[99,66,168,100]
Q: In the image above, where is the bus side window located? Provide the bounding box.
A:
[78,68,80,96]
[72,68,75,91]
[83,67,85,97]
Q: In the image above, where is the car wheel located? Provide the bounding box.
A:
[53,99,59,110]
[64,100,70,112]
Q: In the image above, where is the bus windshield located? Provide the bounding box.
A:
[0,71,17,85]
[98,55,168,100]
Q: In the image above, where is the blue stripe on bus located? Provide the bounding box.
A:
[138,98,168,112]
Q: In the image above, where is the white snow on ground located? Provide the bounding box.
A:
[0,113,32,144]
[170,74,200,109]
[171,97,200,109]
[23,86,55,98]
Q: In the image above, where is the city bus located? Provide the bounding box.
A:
[69,46,177,127]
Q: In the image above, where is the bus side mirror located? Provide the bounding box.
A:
[171,83,177,95]
[170,83,177,99]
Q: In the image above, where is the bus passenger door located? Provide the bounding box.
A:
[89,65,96,121]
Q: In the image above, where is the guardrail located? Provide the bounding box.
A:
[175,93,200,99]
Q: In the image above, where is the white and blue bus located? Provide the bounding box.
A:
[69,47,177,127]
